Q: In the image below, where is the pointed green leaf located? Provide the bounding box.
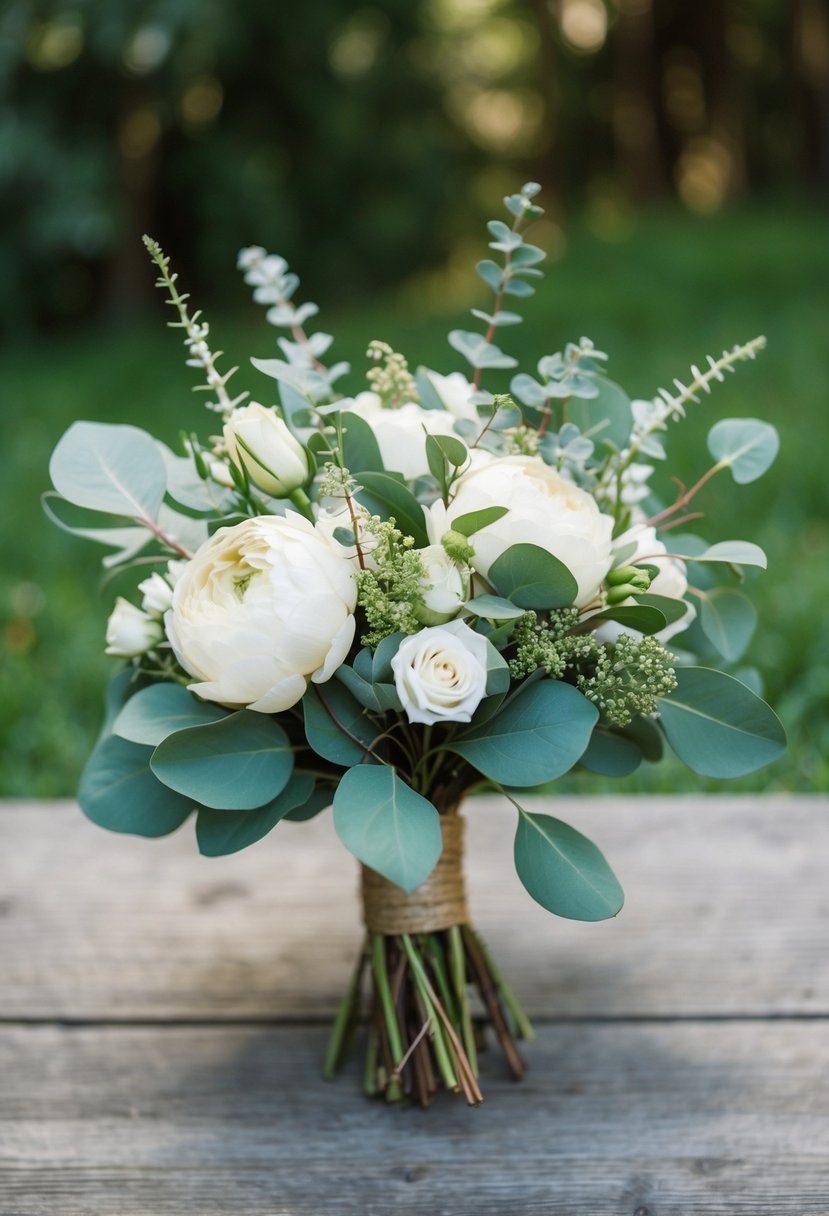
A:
[452,506,509,537]
[196,772,315,857]
[513,805,624,921]
[303,682,379,767]
[579,729,642,776]
[657,666,786,777]
[698,588,757,661]
[333,766,441,893]
[354,472,429,547]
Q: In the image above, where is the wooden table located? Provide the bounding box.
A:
[1,795,828,1215]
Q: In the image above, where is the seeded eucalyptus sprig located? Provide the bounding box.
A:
[449,182,546,390]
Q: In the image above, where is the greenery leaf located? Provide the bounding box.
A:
[633,593,691,626]
[79,735,193,837]
[303,682,379,767]
[449,680,598,786]
[587,604,668,634]
[579,729,642,776]
[150,711,294,809]
[488,543,578,609]
[355,472,429,547]
[698,587,757,661]
[448,330,518,370]
[341,411,386,474]
[196,772,315,856]
[464,594,525,620]
[333,766,441,893]
[513,803,624,921]
[657,666,786,777]
[49,421,167,521]
[113,682,228,746]
[282,785,335,822]
[687,540,767,569]
[707,417,780,484]
[452,506,508,537]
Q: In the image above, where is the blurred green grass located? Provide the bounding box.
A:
[3,202,828,797]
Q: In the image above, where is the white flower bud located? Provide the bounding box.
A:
[105,598,163,658]
[414,545,468,625]
[223,402,308,498]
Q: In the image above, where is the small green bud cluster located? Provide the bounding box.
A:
[508,609,581,680]
[366,340,419,407]
[572,633,677,727]
[503,425,540,456]
[318,461,359,500]
[441,529,476,564]
[605,564,652,605]
[356,517,425,648]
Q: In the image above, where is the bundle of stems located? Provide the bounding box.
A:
[324,924,534,1107]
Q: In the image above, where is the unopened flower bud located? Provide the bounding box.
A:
[441,530,475,563]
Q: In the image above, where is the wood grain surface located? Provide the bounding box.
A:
[1,795,827,1214]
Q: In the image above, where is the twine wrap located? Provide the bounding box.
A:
[361,813,468,935]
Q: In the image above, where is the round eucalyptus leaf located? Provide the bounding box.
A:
[79,735,193,837]
[699,588,757,662]
[488,544,578,609]
[303,683,379,767]
[196,772,315,857]
[579,730,642,777]
[333,766,441,894]
[50,421,167,520]
[113,683,229,747]
[707,418,780,484]
[151,711,293,809]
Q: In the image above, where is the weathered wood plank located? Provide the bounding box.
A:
[1,796,827,1020]
[1,1022,828,1215]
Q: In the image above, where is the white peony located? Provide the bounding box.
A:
[430,455,614,608]
[105,598,163,657]
[223,401,309,498]
[165,513,357,713]
[391,621,488,726]
[593,524,695,644]
[341,391,462,481]
[415,545,468,625]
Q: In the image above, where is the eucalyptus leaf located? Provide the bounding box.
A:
[657,667,786,777]
[333,766,441,893]
[488,544,578,609]
[151,711,294,809]
[513,804,624,921]
[452,506,508,537]
[303,682,380,767]
[690,541,767,569]
[282,786,335,822]
[355,472,429,547]
[50,421,167,521]
[449,680,598,786]
[79,735,193,837]
[42,492,150,567]
[196,772,315,857]
[341,411,386,474]
[448,331,518,371]
[698,588,757,662]
[707,417,780,484]
[579,730,642,776]
[113,683,229,747]
[464,594,525,621]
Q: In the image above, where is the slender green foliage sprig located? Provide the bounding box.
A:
[449,182,546,391]
[142,235,248,418]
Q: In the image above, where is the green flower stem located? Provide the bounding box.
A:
[323,938,367,1079]
[471,929,535,1042]
[402,936,458,1093]
[422,933,460,1028]
[289,486,314,521]
[448,924,479,1078]
[371,934,404,1101]
[363,1023,379,1096]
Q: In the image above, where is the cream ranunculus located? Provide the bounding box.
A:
[105,597,163,657]
[391,620,488,726]
[341,391,462,481]
[165,513,357,713]
[431,456,614,608]
[593,524,695,644]
[223,401,309,498]
[414,545,469,625]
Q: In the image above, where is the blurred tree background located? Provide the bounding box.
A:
[3,0,828,330]
[2,0,828,796]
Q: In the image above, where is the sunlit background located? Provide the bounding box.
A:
[2,0,828,796]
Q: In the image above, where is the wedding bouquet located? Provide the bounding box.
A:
[46,183,785,1108]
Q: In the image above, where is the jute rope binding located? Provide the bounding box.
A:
[361,813,469,935]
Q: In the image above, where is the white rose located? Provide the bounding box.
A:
[342,391,462,481]
[165,513,357,713]
[391,620,488,726]
[138,572,174,616]
[223,401,309,497]
[433,455,614,608]
[105,597,163,657]
[425,371,479,423]
[415,545,468,625]
[593,524,695,644]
